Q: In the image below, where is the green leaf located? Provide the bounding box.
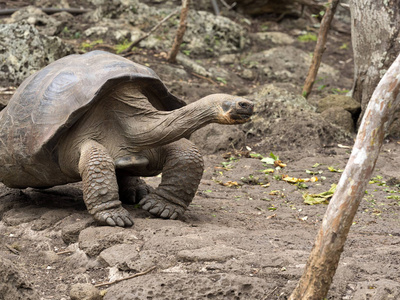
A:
[261,157,275,165]
[303,184,337,205]
[216,77,227,84]
[269,152,279,161]
[306,169,323,175]
[328,166,344,173]
[250,153,263,158]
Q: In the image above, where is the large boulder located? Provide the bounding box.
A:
[244,84,353,151]
[85,0,247,56]
[0,24,72,86]
[6,6,63,36]
[244,46,339,84]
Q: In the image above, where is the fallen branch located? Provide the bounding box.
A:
[123,9,179,54]
[290,53,400,299]
[0,7,91,16]
[0,87,16,95]
[219,0,236,10]
[94,266,157,288]
[167,0,190,63]
[302,0,340,98]
[55,250,74,255]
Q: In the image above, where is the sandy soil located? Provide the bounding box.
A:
[1,1,400,300]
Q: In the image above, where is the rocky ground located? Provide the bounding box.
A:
[0,1,400,299]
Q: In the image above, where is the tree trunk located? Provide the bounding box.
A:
[289,53,400,300]
[351,0,400,126]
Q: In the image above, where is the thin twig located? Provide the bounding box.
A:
[94,266,157,288]
[191,72,218,85]
[124,9,179,54]
[5,244,19,255]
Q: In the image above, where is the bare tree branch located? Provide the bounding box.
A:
[290,53,400,299]
[123,9,179,54]
[167,0,190,63]
[302,0,340,98]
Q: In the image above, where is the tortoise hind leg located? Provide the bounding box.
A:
[79,140,134,227]
[139,139,204,219]
[117,172,153,204]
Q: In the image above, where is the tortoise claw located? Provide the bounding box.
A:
[140,195,185,219]
[94,207,134,227]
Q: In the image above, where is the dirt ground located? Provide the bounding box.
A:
[1,1,400,300]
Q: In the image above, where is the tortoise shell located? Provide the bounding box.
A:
[0,50,186,187]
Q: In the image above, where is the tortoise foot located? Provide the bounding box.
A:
[94,206,134,227]
[139,195,185,220]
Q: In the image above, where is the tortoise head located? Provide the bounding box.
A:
[202,94,254,124]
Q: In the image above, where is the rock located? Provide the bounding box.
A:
[70,283,102,300]
[61,214,95,244]
[177,245,249,262]
[104,273,272,300]
[87,0,246,56]
[84,26,108,37]
[66,248,90,270]
[157,64,189,82]
[7,6,63,36]
[31,210,71,231]
[98,244,139,268]
[243,84,352,151]
[176,53,212,77]
[0,257,39,300]
[40,251,60,265]
[218,54,239,65]
[78,227,139,257]
[240,68,255,80]
[317,94,361,116]
[321,107,355,133]
[254,31,295,44]
[190,124,247,154]
[244,46,339,83]
[0,24,72,86]
[124,250,176,272]
[2,206,48,226]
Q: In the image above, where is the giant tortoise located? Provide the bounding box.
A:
[0,50,253,227]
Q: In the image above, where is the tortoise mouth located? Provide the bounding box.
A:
[230,100,254,122]
[230,111,253,122]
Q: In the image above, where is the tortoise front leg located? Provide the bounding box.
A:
[139,139,204,219]
[79,140,134,227]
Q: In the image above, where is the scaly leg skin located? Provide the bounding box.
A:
[79,140,134,227]
[117,174,153,204]
[139,139,204,219]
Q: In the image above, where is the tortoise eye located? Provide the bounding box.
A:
[221,101,232,112]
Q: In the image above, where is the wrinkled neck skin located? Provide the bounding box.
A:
[114,88,220,149]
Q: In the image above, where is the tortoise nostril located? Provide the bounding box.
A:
[238,101,253,110]
[239,102,248,109]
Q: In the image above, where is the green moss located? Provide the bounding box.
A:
[298,33,318,42]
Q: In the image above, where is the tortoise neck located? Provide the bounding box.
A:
[123,99,218,149]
